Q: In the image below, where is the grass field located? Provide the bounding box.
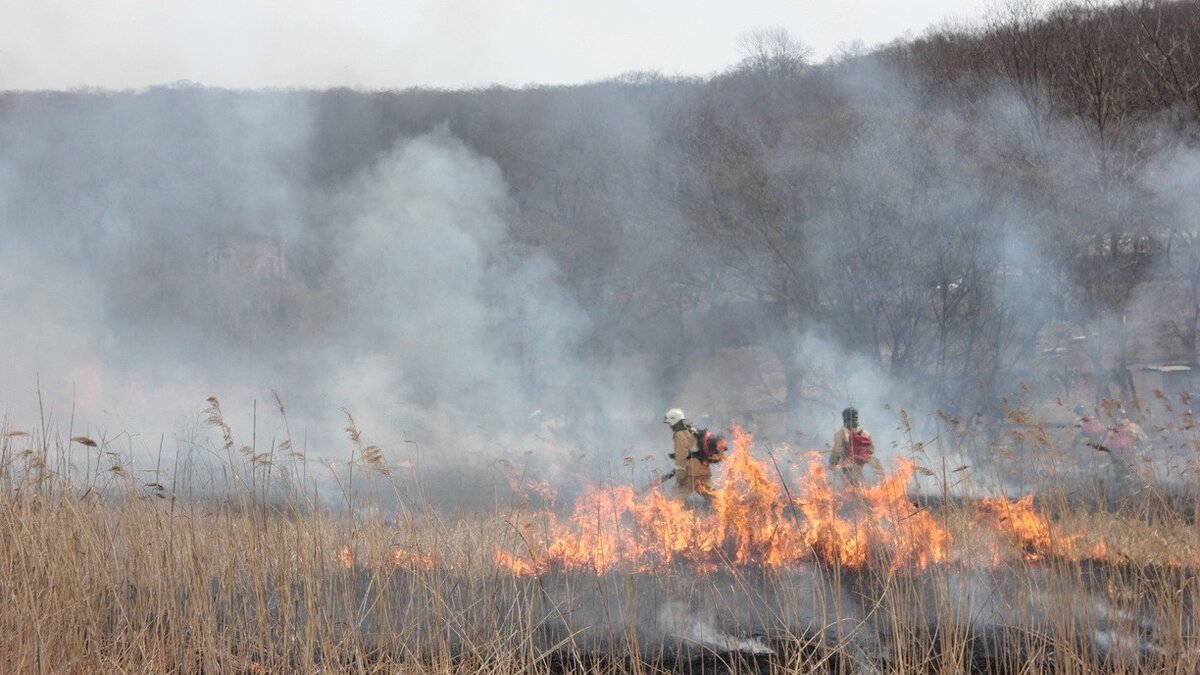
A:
[2,400,1198,673]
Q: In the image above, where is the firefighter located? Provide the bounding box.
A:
[830,407,879,485]
[1178,394,1198,453]
[663,407,719,502]
[1073,404,1107,451]
[1103,409,1147,493]
[1183,393,1198,433]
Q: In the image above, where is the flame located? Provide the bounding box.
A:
[327,426,1193,576]
[390,549,435,571]
[496,426,953,575]
[544,484,639,574]
[973,495,1116,562]
[976,495,1051,557]
[337,545,433,571]
[494,548,542,577]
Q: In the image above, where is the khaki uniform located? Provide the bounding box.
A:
[673,428,714,498]
[1174,409,1196,453]
[830,426,875,484]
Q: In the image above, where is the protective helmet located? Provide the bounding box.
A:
[842,407,859,429]
[664,408,686,426]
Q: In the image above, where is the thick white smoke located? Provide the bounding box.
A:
[321,129,591,462]
[0,102,606,498]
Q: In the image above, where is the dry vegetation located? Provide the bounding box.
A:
[5,2,1200,673]
[2,400,1198,674]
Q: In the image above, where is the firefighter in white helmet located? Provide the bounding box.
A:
[1072,403,1107,451]
[663,407,719,501]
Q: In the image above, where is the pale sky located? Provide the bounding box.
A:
[1,1,999,91]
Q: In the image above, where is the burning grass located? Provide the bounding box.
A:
[1,407,1199,673]
[494,426,952,575]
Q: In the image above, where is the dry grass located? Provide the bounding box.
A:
[1,401,1198,674]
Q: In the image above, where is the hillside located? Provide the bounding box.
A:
[2,1,1199,442]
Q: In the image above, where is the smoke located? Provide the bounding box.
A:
[320,128,591,458]
[3,33,1200,502]
[0,93,614,501]
[655,602,772,654]
[673,51,1200,494]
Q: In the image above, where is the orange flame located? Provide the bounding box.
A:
[496,426,952,575]
[337,546,435,571]
[494,548,543,577]
[976,495,1052,558]
[333,427,1191,574]
[973,495,1127,564]
[390,548,435,571]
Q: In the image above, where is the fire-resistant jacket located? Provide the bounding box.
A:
[674,428,711,478]
[830,426,872,467]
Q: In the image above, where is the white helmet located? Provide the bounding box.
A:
[664,408,686,426]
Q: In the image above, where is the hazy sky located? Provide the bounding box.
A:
[2,0,998,91]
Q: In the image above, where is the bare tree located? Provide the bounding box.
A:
[1121,0,1200,138]
[679,51,824,432]
[736,27,814,79]
[983,0,1062,154]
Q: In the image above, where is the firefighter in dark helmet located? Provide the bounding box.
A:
[830,407,879,485]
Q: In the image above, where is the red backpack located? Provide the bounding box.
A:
[1108,422,1136,451]
[693,428,727,464]
[1079,416,1105,439]
[848,428,874,465]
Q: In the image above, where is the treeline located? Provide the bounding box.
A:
[2,0,1199,429]
[666,0,1200,425]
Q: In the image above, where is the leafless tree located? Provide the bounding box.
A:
[736,27,814,80]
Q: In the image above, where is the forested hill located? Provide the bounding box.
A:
[3,0,1200,431]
